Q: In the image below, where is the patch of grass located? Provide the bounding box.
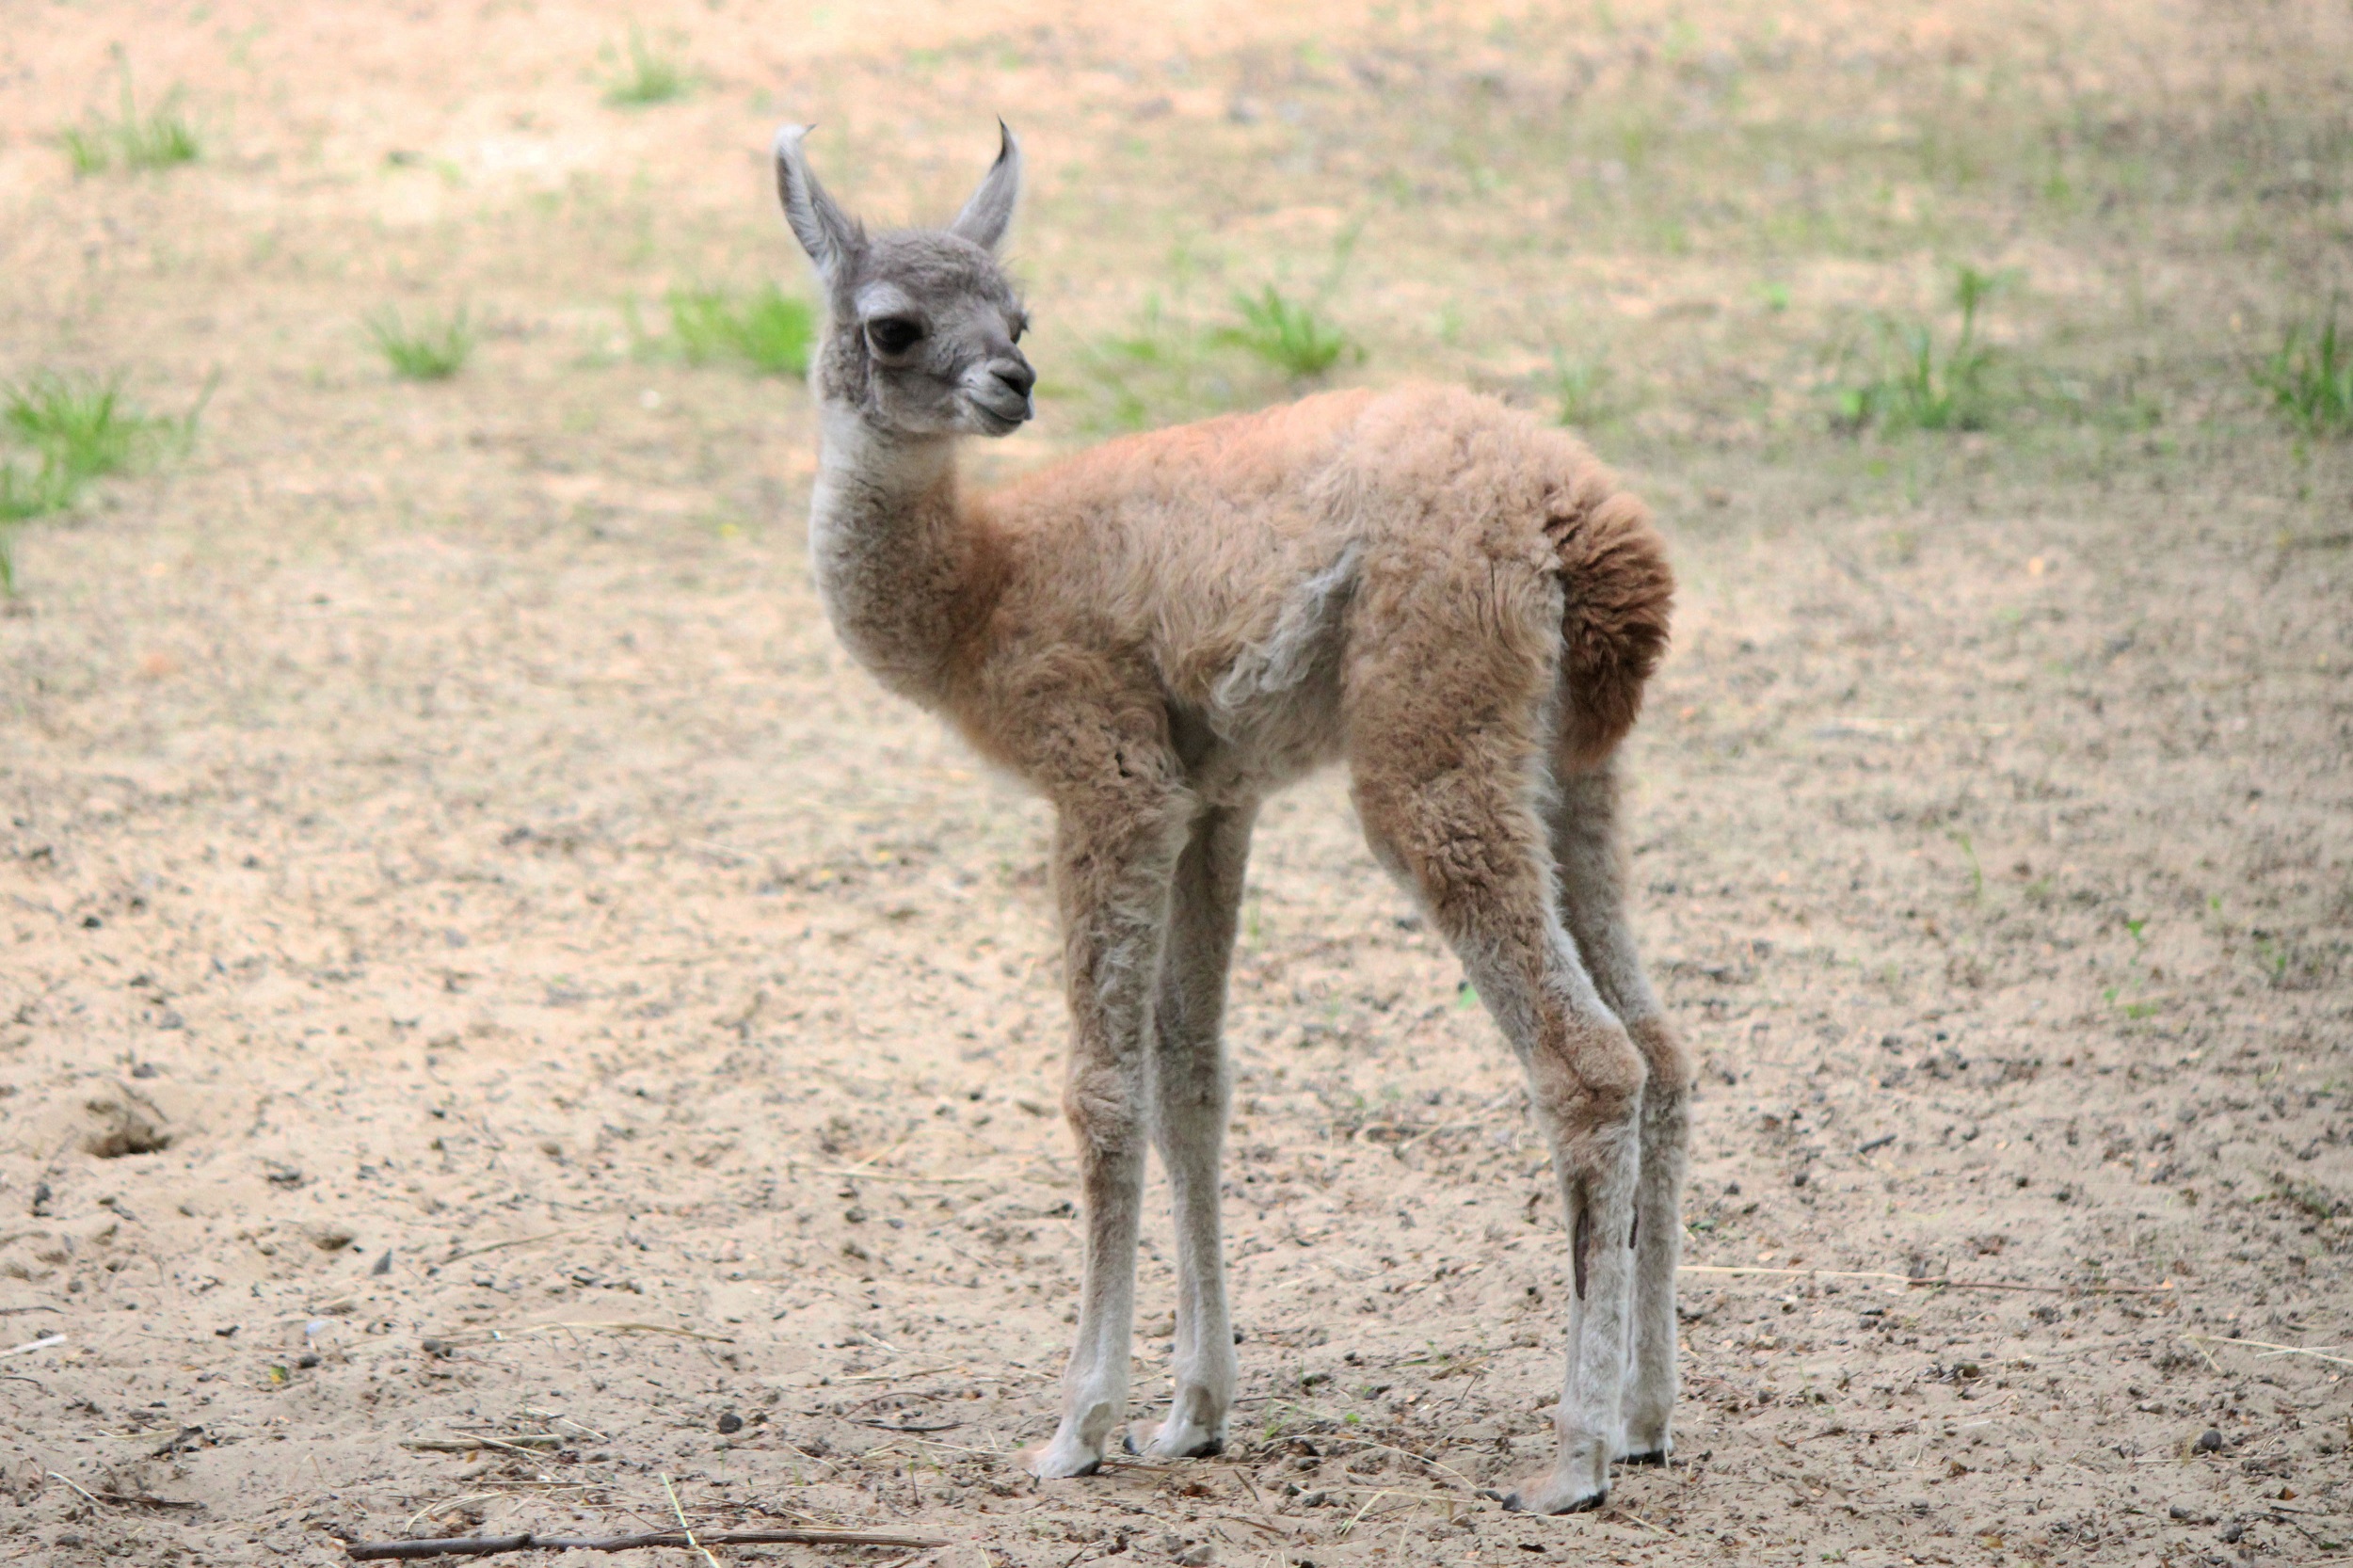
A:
[1834,265,2018,434]
[0,458,72,521]
[602,28,691,107]
[1948,829,1985,903]
[1072,295,1238,433]
[0,458,70,595]
[58,51,200,174]
[2254,310,2353,435]
[6,373,165,484]
[1218,285,1358,378]
[1547,350,1615,429]
[0,370,204,595]
[667,285,814,376]
[365,306,475,381]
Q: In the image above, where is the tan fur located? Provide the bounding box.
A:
[776,126,1688,1512]
[931,386,1666,776]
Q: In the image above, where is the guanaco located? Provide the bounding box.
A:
[773,122,1686,1514]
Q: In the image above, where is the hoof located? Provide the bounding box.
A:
[1619,1448,1671,1467]
[1501,1485,1607,1515]
[1020,1439,1105,1480]
[1500,1448,1610,1515]
[1144,1431,1225,1460]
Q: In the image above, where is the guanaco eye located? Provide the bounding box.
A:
[865,316,925,357]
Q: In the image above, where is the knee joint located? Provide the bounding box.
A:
[1064,1061,1144,1155]
[1625,1016,1693,1097]
[1527,1015,1643,1129]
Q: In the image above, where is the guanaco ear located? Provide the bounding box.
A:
[948,120,1021,252]
[773,124,862,284]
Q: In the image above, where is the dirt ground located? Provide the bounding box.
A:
[2,2,2349,1564]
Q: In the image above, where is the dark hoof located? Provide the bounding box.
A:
[1120,1433,1139,1455]
[1620,1448,1671,1467]
[1184,1437,1225,1459]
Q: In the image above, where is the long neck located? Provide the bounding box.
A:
[808,406,987,706]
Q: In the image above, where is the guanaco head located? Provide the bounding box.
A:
[773,121,1034,438]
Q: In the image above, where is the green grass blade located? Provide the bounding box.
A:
[56,56,200,175]
[604,28,690,106]
[2256,311,2353,434]
[366,307,475,380]
[665,285,813,376]
[4,372,167,482]
[1217,285,1356,377]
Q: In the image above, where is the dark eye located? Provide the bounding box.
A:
[865,316,925,357]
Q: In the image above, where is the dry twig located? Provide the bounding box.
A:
[1680,1265,2175,1296]
[434,1321,733,1348]
[791,1162,991,1186]
[660,1473,723,1568]
[402,1435,566,1454]
[444,1229,588,1265]
[342,1526,949,1560]
[2182,1334,2353,1369]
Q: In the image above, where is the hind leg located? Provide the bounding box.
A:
[1550,760,1690,1464]
[1352,736,1643,1515]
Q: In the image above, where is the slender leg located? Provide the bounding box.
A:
[1549,762,1691,1464]
[1351,741,1643,1515]
[1144,800,1257,1459]
[1025,776,1191,1480]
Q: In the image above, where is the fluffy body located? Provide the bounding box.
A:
[778,123,1691,1515]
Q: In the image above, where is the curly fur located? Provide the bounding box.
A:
[776,123,1688,1512]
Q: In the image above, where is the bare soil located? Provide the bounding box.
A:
[2,4,2348,1565]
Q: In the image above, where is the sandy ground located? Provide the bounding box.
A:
[1,3,2349,1564]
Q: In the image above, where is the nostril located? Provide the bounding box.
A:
[994,359,1035,398]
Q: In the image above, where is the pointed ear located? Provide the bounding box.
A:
[949,120,1022,252]
[773,124,861,283]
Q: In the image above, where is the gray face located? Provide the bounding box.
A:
[774,123,1035,440]
[824,232,1033,438]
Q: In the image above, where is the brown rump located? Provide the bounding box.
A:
[1544,475,1674,766]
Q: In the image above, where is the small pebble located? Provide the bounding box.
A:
[296,1353,320,1368]
[716,1412,744,1434]
[2195,1428,2224,1453]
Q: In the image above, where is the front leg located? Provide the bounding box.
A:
[1024,776,1191,1480]
[1144,801,1256,1460]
